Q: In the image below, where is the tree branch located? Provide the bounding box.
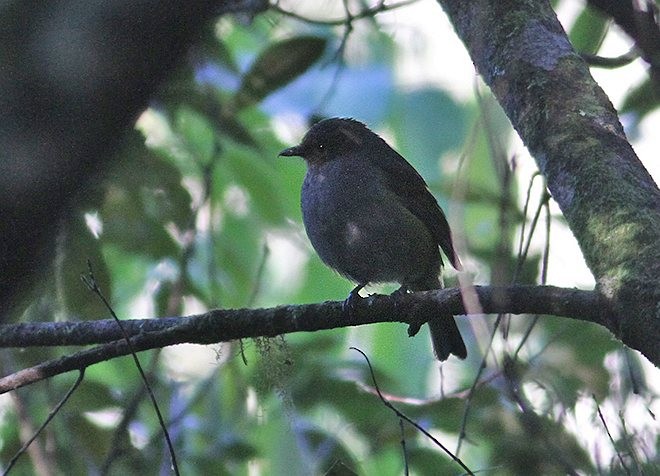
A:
[436,0,660,365]
[586,0,660,86]
[270,0,418,26]
[0,285,617,393]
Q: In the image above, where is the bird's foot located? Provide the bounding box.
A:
[391,287,424,337]
[342,284,366,317]
[407,321,423,337]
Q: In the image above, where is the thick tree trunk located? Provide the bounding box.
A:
[437,0,660,365]
[0,0,225,319]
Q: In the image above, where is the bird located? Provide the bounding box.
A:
[280,117,466,360]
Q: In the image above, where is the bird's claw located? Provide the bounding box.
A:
[342,284,365,317]
[391,286,423,336]
[407,321,423,337]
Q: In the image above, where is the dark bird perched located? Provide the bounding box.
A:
[280,118,466,360]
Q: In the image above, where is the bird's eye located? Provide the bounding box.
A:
[318,143,324,150]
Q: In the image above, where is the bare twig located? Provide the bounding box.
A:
[513,190,551,358]
[580,48,639,69]
[502,358,579,475]
[458,174,550,456]
[81,262,180,476]
[3,370,85,476]
[399,419,409,476]
[516,172,541,260]
[351,347,474,475]
[618,409,642,474]
[99,352,160,476]
[593,394,631,476]
[271,0,418,26]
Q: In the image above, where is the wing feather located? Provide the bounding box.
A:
[369,140,461,270]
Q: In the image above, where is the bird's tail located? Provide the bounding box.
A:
[429,316,467,361]
[409,278,467,361]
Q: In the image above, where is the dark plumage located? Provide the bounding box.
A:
[280,117,466,360]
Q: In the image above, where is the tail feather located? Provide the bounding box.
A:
[407,278,467,361]
[429,315,467,361]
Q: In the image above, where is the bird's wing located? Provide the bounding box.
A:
[371,144,461,270]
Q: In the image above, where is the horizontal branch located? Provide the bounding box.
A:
[0,285,614,393]
[1,285,606,347]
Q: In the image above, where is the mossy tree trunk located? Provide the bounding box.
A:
[438,0,660,365]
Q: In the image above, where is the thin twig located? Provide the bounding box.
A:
[81,261,180,476]
[618,410,642,474]
[513,190,549,283]
[240,243,272,365]
[455,313,500,457]
[399,419,409,476]
[351,347,474,475]
[502,359,579,475]
[99,352,160,475]
[457,173,549,455]
[248,243,270,307]
[514,191,551,358]
[593,394,631,476]
[3,369,85,476]
[516,172,541,260]
[581,48,639,69]
[271,0,418,26]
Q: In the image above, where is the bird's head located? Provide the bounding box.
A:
[279,117,371,164]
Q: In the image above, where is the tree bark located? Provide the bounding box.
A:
[0,285,611,392]
[437,0,660,364]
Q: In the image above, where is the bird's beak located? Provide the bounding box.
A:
[278,145,302,157]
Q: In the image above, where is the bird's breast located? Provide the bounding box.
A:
[300,160,440,285]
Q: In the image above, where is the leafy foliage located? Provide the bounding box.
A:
[1,2,658,475]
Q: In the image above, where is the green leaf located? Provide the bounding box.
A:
[231,35,327,110]
[369,320,433,396]
[407,446,460,475]
[55,213,112,319]
[176,106,216,164]
[222,146,288,225]
[100,136,191,258]
[212,215,262,306]
[102,187,179,258]
[100,243,152,313]
[216,112,259,147]
[305,427,360,475]
[199,24,241,74]
[68,379,118,412]
[390,88,468,181]
[569,6,608,54]
[620,77,660,121]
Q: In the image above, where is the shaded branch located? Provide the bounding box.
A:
[0,285,617,393]
[586,0,660,80]
[581,48,639,68]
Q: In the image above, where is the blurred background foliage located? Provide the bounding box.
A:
[1,1,658,475]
